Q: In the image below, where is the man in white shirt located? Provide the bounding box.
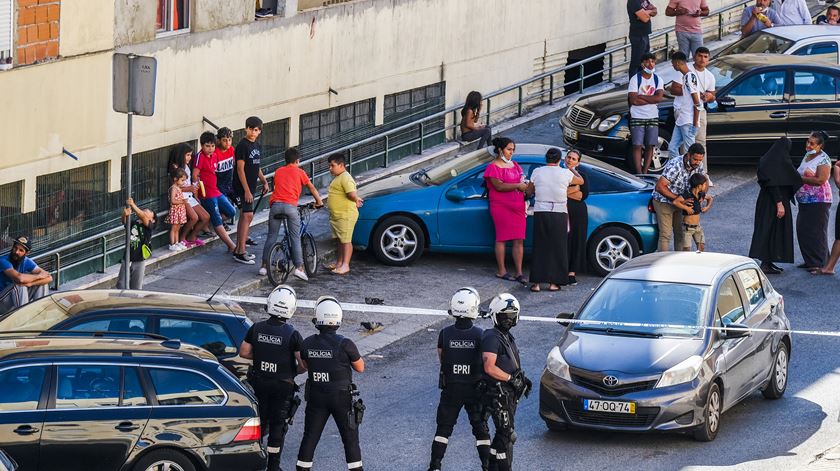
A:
[668,51,703,161]
[774,0,810,26]
[628,52,665,174]
[690,47,715,174]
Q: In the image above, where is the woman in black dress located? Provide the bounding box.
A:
[748,137,802,274]
[565,150,588,285]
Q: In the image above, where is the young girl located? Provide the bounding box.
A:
[168,143,210,246]
[165,169,189,251]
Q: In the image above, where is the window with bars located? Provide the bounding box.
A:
[299,99,374,144]
[33,161,115,250]
[157,0,190,34]
[383,82,445,124]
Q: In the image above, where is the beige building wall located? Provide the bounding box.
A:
[0,0,736,212]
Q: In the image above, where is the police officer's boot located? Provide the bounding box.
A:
[266,453,282,471]
[428,458,443,471]
[477,446,491,471]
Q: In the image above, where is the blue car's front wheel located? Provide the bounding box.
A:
[371,216,425,266]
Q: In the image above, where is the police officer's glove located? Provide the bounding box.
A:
[508,370,525,396]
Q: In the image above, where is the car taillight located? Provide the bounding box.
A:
[648,199,656,213]
[232,417,261,442]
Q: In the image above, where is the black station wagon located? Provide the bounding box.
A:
[0,336,266,471]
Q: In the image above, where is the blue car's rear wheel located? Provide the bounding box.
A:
[371,216,425,266]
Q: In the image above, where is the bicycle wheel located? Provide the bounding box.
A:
[268,242,292,286]
[301,233,317,277]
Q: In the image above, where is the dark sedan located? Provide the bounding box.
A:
[540,252,791,441]
[560,54,840,172]
[0,290,253,380]
[0,336,265,471]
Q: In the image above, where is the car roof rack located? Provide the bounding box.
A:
[0,329,170,341]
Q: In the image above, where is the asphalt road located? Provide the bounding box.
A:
[229,173,838,471]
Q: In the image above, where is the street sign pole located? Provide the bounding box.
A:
[123,55,135,288]
[113,52,155,289]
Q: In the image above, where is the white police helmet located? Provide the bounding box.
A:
[266,285,297,318]
[488,293,520,328]
[450,287,480,319]
[314,296,343,326]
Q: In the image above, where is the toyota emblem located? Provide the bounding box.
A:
[602,375,619,387]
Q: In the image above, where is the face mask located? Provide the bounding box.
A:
[643,67,655,75]
[501,155,512,164]
[806,149,818,156]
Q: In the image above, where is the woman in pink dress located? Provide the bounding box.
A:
[484,137,529,284]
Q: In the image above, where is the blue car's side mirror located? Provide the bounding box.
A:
[445,188,467,202]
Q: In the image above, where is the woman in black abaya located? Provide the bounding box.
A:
[748,137,802,274]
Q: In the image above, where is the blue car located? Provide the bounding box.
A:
[353,144,658,276]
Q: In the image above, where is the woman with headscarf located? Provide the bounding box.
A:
[527,148,583,292]
[749,137,802,274]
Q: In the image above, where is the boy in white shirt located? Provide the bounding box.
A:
[668,51,703,161]
[628,52,665,174]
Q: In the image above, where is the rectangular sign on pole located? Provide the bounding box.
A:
[113,53,157,116]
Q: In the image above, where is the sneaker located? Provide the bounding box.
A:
[293,268,309,281]
[568,275,578,286]
[180,240,193,248]
[192,239,205,247]
[258,267,268,276]
[244,252,256,260]
[169,244,182,252]
[246,238,258,247]
[233,253,256,265]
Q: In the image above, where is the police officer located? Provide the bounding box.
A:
[428,287,491,471]
[239,285,305,471]
[481,293,532,471]
[296,296,365,471]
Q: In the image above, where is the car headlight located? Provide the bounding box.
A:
[597,114,622,132]
[546,346,572,382]
[655,355,703,388]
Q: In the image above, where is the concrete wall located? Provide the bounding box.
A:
[60,0,114,56]
[193,0,253,32]
[0,0,738,212]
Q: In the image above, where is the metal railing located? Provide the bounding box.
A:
[31,0,802,288]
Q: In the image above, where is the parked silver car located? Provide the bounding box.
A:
[539,252,792,441]
[718,25,840,64]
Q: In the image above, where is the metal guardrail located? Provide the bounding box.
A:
[31,0,805,289]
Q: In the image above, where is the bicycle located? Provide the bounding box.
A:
[267,202,321,286]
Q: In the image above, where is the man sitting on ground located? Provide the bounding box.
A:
[0,236,52,314]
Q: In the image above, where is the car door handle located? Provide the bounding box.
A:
[115,421,140,432]
[768,111,787,119]
[14,425,39,435]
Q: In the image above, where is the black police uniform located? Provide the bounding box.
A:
[296,328,363,471]
[245,317,303,467]
[480,327,522,471]
[429,317,490,471]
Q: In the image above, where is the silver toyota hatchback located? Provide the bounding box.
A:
[539,252,792,441]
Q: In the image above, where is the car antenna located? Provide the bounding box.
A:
[207,269,236,304]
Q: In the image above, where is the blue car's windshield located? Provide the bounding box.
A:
[572,279,709,337]
[413,148,495,186]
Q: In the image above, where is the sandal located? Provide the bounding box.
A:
[514,275,528,286]
[530,284,541,293]
[331,268,350,276]
[495,272,515,281]
[548,284,561,292]
[323,263,337,271]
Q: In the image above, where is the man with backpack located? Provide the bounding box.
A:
[628,52,664,174]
